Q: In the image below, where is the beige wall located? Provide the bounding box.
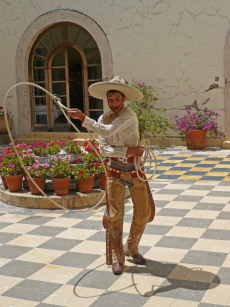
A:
[1,0,230,142]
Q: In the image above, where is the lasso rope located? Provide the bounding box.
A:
[3,82,157,211]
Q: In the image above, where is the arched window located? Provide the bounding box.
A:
[29,23,103,131]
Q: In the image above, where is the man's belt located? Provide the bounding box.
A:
[107,166,145,179]
[110,157,135,163]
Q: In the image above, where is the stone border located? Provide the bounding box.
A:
[0,186,130,210]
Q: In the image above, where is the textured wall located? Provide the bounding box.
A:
[0,0,230,139]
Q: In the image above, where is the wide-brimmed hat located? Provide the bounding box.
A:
[88,76,143,101]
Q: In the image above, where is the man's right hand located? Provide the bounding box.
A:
[127,146,144,157]
[67,109,86,122]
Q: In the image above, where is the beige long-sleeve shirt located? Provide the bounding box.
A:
[82,107,140,159]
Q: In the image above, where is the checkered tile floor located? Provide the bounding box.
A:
[0,147,230,306]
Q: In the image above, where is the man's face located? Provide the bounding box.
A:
[107,92,126,114]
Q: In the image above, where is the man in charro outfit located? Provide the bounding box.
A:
[68,76,155,275]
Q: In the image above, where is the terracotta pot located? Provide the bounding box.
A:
[5,174,24,192]
[185,130,207,150]
[99,173,107,190]
[1,175,8,189]
[0,116,13,132]
[52,176,71,195]
[27,177,46,195]
[78,175,95,193]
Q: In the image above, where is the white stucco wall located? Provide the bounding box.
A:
[1,0,230,141]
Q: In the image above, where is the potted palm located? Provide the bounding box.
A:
[173,108,225,149]
[51,155,72,195]
[26,162,51,195]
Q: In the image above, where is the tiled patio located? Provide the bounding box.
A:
[0,146,230,306]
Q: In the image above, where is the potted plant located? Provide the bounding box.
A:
[173,108,226,149]
[51,155,72,195]
[65,136,82,162]
[94,160,108,190]
[1,154,24,192]
[72,162,97,193]
[32,142,49,163]
[0,106,13,132]
[130,81,171,139]
[26,162,51,195]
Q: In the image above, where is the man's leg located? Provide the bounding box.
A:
[124,177,152,262]
[107,177,126,266]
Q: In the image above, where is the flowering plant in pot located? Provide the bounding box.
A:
[0,154,24,192]
[47,140,64,155]
[173,108,225,149]
[32,142,49,157]
[26,162,51,194]
[65,136,82,155]
[72,162,96,193]
[51,155,72,196]
[26,163,51,178]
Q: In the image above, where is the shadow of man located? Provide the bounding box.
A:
[125,259,220,297]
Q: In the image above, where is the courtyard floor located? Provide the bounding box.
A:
[0,146,230,306]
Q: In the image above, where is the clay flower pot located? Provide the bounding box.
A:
[52,176,71,195]
[78,175,95,193]
[27,177,46,195]
[5,174,24,192]
[1,175,8,189]
[185,130,207,150]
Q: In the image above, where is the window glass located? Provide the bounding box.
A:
[34,97,46,106]
[76,30,90,48]
[52,68,66,81]
[87,52,101,64]
[83,39,97,56]
[41,31,54,50]
[33,55,45,68]
[89,96,103,109]
[68,25,81,44]
[89,110,103,119]
[50,26,62,45]
[35,42,48,57]
[35,113,48,124]
[33,84,46,96]
[88,66,102,80]
[52,50,65,66]
[33,69,45,82]
[52,82,66,95]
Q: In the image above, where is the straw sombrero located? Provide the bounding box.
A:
[88,76,143,102]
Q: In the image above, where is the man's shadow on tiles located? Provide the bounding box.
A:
[125,259,220,297]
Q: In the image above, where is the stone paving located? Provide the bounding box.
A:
[0,146,230,306]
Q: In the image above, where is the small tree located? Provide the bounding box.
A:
[130,82,171,139]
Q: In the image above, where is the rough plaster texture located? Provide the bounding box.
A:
[1,0,230,141]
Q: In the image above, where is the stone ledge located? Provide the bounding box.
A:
[223,141,230,149]
[0,186,130,210]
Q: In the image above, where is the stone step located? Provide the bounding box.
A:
[14,132,98,145]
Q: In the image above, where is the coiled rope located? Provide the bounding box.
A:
[3,82,157,211]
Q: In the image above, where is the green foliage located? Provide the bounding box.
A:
[130,82,171,138]
[72,163,96,181]
[51,156,72,178]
